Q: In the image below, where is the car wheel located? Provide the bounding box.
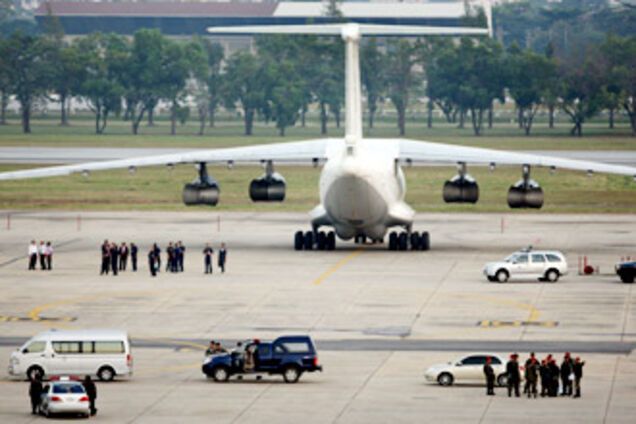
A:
[27,365,44,381]
[212,366,229,382]
[283,365,301,383]
[496,269,509,283]
[497,374,508,387]
[97,366,115,382]
[437,372,454,386]
[545,269,559,283]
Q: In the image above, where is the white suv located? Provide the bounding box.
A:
[483,249,568,283]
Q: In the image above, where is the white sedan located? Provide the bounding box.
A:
[483,249,568,283]
[39,378,90,418]
[425,354,509,386]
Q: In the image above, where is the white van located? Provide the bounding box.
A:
[8,329,133,381]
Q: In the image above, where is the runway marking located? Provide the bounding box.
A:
[456,293,543,323]
[312,248,364,285]
[478,320,559,328]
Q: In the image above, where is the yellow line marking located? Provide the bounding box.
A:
[312,248,364,285]
[452,293,542,323]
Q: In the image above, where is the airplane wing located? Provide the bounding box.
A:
[397,139,636,178]
[0,139,336,181]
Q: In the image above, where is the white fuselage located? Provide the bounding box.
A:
[314,139,414,240]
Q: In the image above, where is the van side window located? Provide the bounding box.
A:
[532,254,546,263]
[94,341,125,354]
[23,341,46,354]
[52,341,82,354]
[546,254,562,263]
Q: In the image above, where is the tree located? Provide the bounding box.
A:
[385,39,419,136]
[76,33,125,134]
[221,51,267,136]
[120,29,166,135]
[0,38,11,125]
[48,42,86,126]
[599,35,636,135]
[184,38,214,136]
[506,48,557,135]
[420,38,458,125]
[558,57,604,137]
[3,32,50,133]
[361,37,385,129]
[161,39,191,136]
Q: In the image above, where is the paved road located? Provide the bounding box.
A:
[2,147,636,166]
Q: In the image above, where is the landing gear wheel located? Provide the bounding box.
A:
[326,231,336,250]
[410,232,420,250]
[419,232,430,251]
[317,231,327,250]
[294,231,304,251]
[388,232,398,251]
[303,231,314,250]
[398,233,408,251]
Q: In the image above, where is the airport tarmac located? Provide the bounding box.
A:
[0,211,635,423]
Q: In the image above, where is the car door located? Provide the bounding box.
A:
[455,355,486,382]
[509,254,529,280]
[530,254,547,278]
[19,340,49,374]
[255,344,277,371]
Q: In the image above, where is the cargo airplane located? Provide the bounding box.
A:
[1,22,635,251]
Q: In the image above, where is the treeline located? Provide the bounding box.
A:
[0,28,635,137]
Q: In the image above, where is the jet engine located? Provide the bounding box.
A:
[249,161,285,202]
[442,163,479,204]
[507,165,544,209]
[182,163,220,206]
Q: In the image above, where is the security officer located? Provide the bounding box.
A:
[506,353,521,397]
[83,375,97,416]
[524,352,536,394]
[560,352,573,396]
[525,356,539,398]
[539,359,549,397]
[148,248,157,277]
[548,358,560,397]
[130,243,138,272]
[28,374,42,414]
[109,242,119,276]
[100,240,110,275]
[483,356,495,395]
[572,357,585,398]
[177,241,185,272]
[119,242,129,271]
[218,242,227,273]
[203,244,213,274]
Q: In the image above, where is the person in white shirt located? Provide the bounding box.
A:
[45,241,53,270]
[28,240,38,270]
[38,241,46,270]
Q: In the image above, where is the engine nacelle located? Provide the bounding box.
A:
[507,180,544,209]
[443,175,479,204]
[182,182,220,206]
[249,173,286,202]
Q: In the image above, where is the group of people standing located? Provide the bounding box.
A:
[27,240,53,271]
[203,242,227,274]
[146,242,185,277]
[100,240,138,275]
[484,352,585,398]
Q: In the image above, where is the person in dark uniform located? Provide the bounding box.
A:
[539,358,550,397]
[203,243,213,274]
[130,243,138,272]
[148,248,157,277]
[548,359,560,397]
[218,242,227,273]
[82,375,97,416]
[166,242,174,273]
[109,242,119,276]
[177,241,185,272]
[483,356,495,395]
[560,352,573,396]
[525,356,539,398]
[523,352,536,395]
[119,242,129,271]
[100,240,110,275]
[29,374,42,414]
[45,241,53,270]
[152,243,161,272]
[572,357,585,398]
[205,340,216,356]
[506,353,521,397]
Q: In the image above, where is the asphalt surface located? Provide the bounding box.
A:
[1,147,636,166]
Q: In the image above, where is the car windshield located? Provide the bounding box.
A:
[505,254,519,262]
[52,383,85,394]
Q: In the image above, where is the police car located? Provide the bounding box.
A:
[38,376,90,418]
[483,248,568,283]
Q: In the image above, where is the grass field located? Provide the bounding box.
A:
[1,163,635,213]
[0,115,635,151]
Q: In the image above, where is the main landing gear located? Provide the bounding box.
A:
[387,231,430,251]
[294,230,336,251]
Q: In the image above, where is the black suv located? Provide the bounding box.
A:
[616,261,636,283]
